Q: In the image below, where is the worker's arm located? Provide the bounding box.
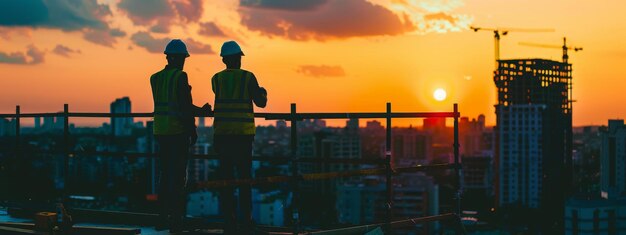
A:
[177,72,199,140]
[248,73,267,108]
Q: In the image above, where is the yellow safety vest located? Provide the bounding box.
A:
[151,68,185,135]
[213,69,255,135]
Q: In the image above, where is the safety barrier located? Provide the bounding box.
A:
[2,102,463,234]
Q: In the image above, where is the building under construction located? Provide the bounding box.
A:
[494,59,573,231]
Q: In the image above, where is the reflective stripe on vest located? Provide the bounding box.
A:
[213,69,255,135]
[151,68,185,135]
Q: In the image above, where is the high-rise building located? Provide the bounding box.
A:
[198,117,205,128]
[110,97,133,136]
[600,120,626,199]
[34,116,41,129]
[55,112,65,130]
[494,59,573,228]
[43,116,55,130]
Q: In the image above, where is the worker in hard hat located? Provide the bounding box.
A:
[212,40,267,234]
[150,39,211,233]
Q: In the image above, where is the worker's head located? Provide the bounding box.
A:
[222,54,241,69]
[220,41,244,69]
[164,39,190,69]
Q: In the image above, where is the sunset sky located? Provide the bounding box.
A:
[1,0,625,127]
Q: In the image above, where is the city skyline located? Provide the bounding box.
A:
[0,0,625,127]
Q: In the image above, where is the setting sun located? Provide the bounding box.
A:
[434,88,447,101]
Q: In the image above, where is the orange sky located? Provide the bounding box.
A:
[1,0,625,127]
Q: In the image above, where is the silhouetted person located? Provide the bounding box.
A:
[150,39,210,233]
[212,41,267,234]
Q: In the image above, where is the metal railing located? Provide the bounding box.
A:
[2,102,463,234]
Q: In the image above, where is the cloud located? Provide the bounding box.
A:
[238,0,415,40]
[118,0,173,25]
[198,22,227,37]
[118,0,204,33]
[240,0,329,11]
[0,45,45,65]
[368,0,473,33]
[131,31,214,55]
[0,0,130,47]
[0,27,32,40]
[172,0,203,23]
[130,31,169,53]
[185,38,215,54]
[0,0,111,31]
[297,65,346,77]
[83,28,127,47]
[53,44,81,57]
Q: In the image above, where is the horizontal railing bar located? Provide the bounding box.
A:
[194,163,458,189]
[306,213,458,235]
[65,151,385,164]
[0,112,459,119]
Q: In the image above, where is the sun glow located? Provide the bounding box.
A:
[434,88,447,101]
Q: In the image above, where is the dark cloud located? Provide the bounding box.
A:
[0,0,111,31]
[185,38,215,54]
[118,0,204,33]
[0,45,45,65]
[149,20,171,33]
[239,0,414,40]
[109,28,127,37]
[131,31,214,55]
[172,0,203,22]
[53,44,81,57]
[118,0,173,25]
[240,0,328,11]
[130,31,169,53]
[198,22,227,37]
[0,0,48,26]
[83,28,127,47]
[297,65,345,77]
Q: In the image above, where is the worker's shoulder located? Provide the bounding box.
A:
[240,69,257,79]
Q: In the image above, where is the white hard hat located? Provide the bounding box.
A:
[220,41,244,57]
[164,39,190,57]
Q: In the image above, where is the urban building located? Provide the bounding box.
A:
[565,197,626,235]
[34,116,41,129]
[392,127,431,166]
[198,117,205,128]
[459,115,486,156]
[600,120,626,199]
[187,191,219,217]
[110,97,133,136]
[336,174,439,235]
[494,59,573,229]
[252,190,286,226]
[462,155,492,191]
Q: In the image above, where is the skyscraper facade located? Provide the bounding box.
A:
[601,119,626,199]
[110,97,133,136]
[494,59,573,229]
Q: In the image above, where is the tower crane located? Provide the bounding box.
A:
[470,26,555,69]
[519,37,582,64]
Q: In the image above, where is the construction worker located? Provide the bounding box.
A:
[150,39,211,233]
[212,40,267,234]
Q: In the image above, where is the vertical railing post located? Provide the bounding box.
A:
[147,121,156,194]
[453,103,462,234]
[385,102,393,234]
[63,104,70,200]
[15,106,20,158]
[290,103,300,234]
